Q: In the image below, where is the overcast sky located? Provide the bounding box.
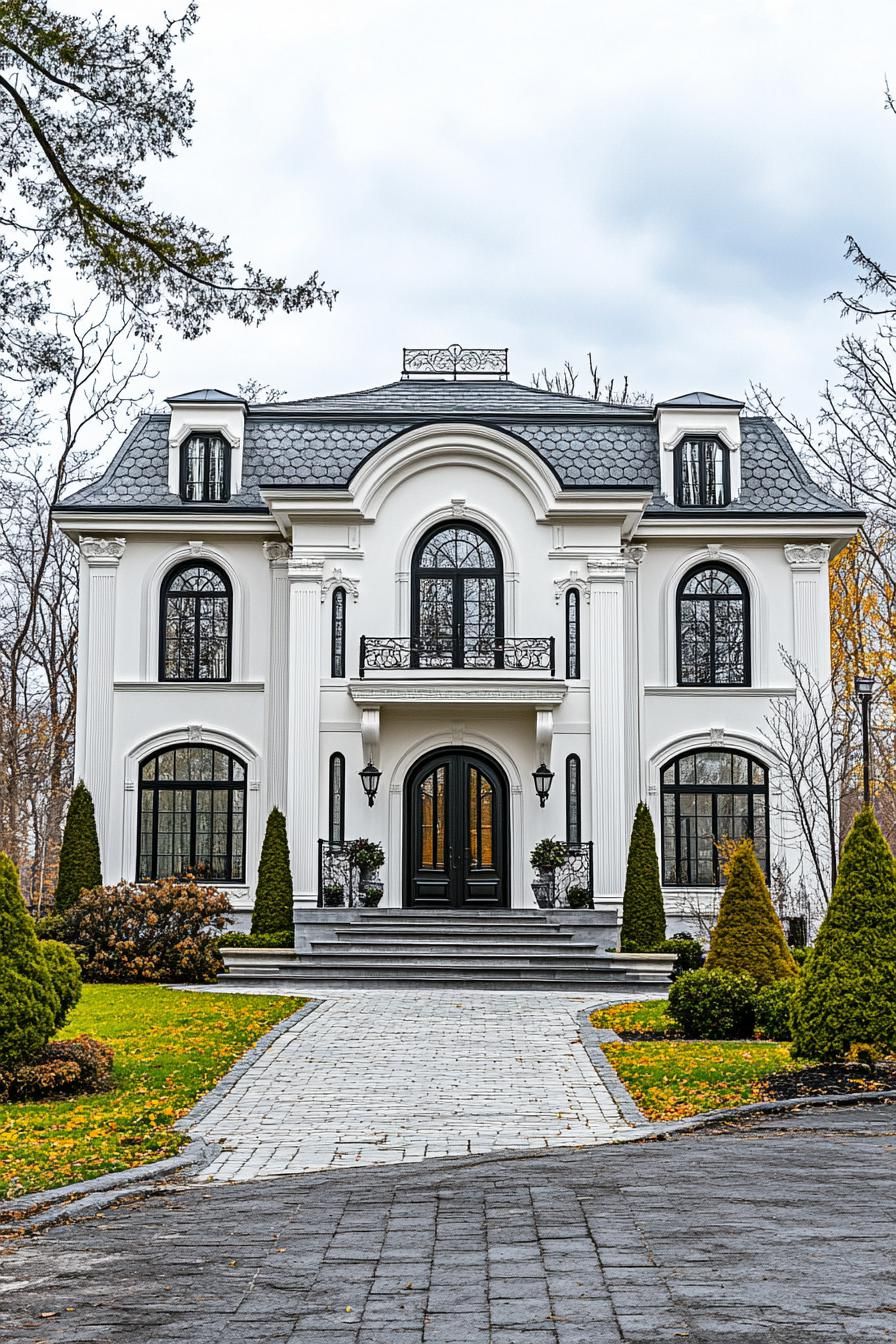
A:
[84,0,896,414]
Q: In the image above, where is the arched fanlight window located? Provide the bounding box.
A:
[565,754,581,847]
[565,588,580,679]
[180,432,230,503]
[661,749,768,887]
[138,744,246,882]
[329,752,345,845]
[160,562,232,682]
[331,586,346,678]
[411,523,502,669]
[675,436,729,507]
[677,564,749,687]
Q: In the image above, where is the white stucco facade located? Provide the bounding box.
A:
[56,369,860,935]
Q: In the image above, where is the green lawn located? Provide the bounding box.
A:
[592,999,799,1121]
[1,985,304,1198]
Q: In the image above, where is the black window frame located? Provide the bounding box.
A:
[565,753,581,847]
[328,752,345,845]
[676,561,750,687]
[137,744,246,883]
[565,588,580,679]
[179,432,231,504]
[674,435,730,508]
[331,586,346,678]
[159,559,233,683]
[660,749,769,888]
[411,522,504,670]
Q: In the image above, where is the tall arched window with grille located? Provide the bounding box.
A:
[138,744,246,882]
[677,563,749,686]
[565,754,581,847]
[159,561,232,681]
[329,752,345,845]
[661,748,768,887]
[411,523,502,669]
[331,586,346,677]
[565,588,580,679]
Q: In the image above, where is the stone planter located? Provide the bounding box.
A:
[531,878,555,909]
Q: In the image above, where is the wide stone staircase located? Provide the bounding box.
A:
[221,909,674,991]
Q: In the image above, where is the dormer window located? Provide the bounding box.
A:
[181,432,230,503]
[675,436,729,507]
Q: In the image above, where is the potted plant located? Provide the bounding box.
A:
[322,883,345,908]
[530,837,567,878]
[566,885,593,910]
[347,838,385,887]
[360,886,382,908]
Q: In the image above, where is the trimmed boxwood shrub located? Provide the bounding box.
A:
[39,938,82,1029]
[652,934,705,980]
[62,877,232,982]
[55,781,102,912]
[620,803,666,952]
[667,967,758,1039]
[0,852,58,1070]
[791,807,896,1060]
[219,931,294,949]
[251,808,294,936]
[705,840,798,986]
[755,978,796,1041]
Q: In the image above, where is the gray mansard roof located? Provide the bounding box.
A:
[58,377,856,517]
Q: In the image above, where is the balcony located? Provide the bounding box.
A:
[358,635,555,678]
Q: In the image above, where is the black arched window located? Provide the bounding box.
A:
[160,562,232,681]
[180,432,230,503]
[565,754,581,847]
[412,523,502,669]
[677,564,749,686]
[675,436,729,507]
[329,752,345,845]
[138,744,245,882]
[565,589,580,679]
[661,749,768,887]
[331,587,346,678]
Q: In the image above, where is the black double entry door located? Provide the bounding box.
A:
[405,749,509,908]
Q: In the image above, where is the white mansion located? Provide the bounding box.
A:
[55,347,861,936]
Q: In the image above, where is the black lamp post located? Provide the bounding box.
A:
[359,760,382,807]
[532,762,554,808]
[855,675,875,808]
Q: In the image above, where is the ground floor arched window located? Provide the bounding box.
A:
[138,744,246,882]
[661,748,768,887]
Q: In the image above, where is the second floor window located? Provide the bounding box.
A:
[675,436,729,507]
[160,561,232,681]
[331,587,346,677]
[412,523,502,669]
[677,564,749,687]
[565,588,580,679]
[181,432,230,503]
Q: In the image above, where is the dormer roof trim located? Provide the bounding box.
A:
[654,391,745,411]
[166,388,248,406]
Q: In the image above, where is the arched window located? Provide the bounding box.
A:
[677,564,749,686]
[160,561,232,681]
[328,752,345,845]
[412,523,502,669]
[565,754,581,847]
[138,744,246,882]
[675,436,729,507]
[565,588,580,679]
[180,432,230,503]
[331,587,346,678]
[661,749,768,887]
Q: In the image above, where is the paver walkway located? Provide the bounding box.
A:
[4,1105,896,1342]
[189,990,635,1181]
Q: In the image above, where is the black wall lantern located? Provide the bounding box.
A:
[359,759,382,807]
[532,762,554,808]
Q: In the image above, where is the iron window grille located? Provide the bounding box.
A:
[331,587,346,678]
[159,561,232,682]
[675,436,730,507]
[565,754,581,846]
[565,588,580,679]
[661,749,768,887]
[328,752,345,845]
[676,563,749,686]
[180,432,230,503]
[138,744,246,883]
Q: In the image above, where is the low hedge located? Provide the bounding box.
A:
[668,968,758,1039]
[652,934,704,980]
[0,1034,113,1101]
[755,978,796,1041]
[218,931,294,949]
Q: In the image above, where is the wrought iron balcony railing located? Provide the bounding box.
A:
[358,635,555,678]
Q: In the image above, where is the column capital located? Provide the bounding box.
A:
[784,543,830,571]
[623,543,647,568]
[587,550,627,583]
[288,552,326,581]
[79,535,126,565]
[263,540,291,565]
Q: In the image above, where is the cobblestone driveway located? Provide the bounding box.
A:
[3,1106,895,1342]
[189,991,636,1181]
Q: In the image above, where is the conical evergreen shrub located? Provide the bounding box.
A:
[704,839,797,986]
[0,852,58,1069]
[620,803,666,952]
[251,808,294,937]
[791,807,896,1060]
[55,780,102,912]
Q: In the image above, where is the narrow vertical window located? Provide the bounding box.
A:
[565,754,581,847]
[328,752,345,845]
[331,586,346,677]
[180,433,230,503]
[565,588,580,679]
